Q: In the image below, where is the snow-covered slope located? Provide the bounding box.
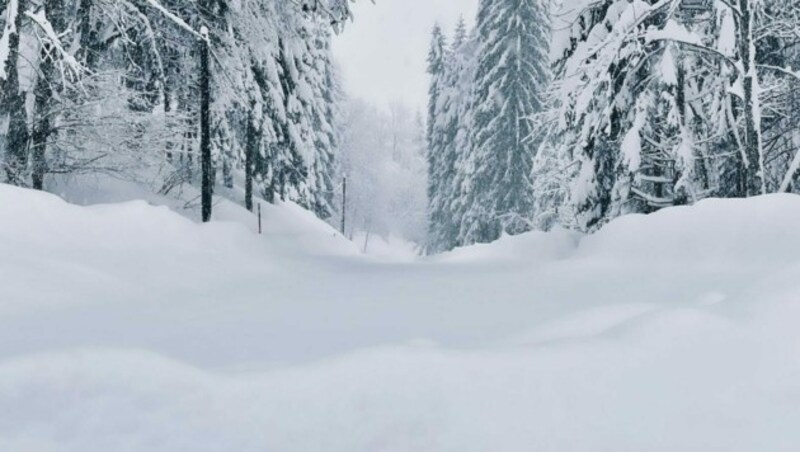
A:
[1,184,800,451]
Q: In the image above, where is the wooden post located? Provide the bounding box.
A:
[258,203,262,234]
[340,176,347,235]
[199,26,213,223]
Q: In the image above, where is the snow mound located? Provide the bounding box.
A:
[434,228,580,264]
[48,175,358,257]
[579,194,800,264]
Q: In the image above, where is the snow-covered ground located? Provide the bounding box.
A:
[1,182,800,451]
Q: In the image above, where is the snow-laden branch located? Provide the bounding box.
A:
[644,19,740,74]
[142,0,205,41]
[25,8,83,81]
[574,0,677,68]
[758,64,800,85]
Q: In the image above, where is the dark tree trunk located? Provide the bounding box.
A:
[738,0,765,196]
[31,0,65,190]
[3,0,30,186]
[164,83,173,163]
[76,0,98,68]
[245,110,255,212]
[340,176,347,234]
[31,71,51,190]
[200,30,213,222]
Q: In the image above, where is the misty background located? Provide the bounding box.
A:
[331,1,478,252]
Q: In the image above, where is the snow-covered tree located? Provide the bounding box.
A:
[0,0,347,225]
[457,0,551,245]
[431,23,480,252]
[545,0,800,231]
[425,24,452,252]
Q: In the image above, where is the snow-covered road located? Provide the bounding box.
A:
[1,184,799,451]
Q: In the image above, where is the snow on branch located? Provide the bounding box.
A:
[758,64,800,85]
[645,19,740,74]
[25,8,83,81]
[644,19,702,47]
[142,0,205,40]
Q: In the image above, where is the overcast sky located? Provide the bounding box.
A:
[332,0,479,113]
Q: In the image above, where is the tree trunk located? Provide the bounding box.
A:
[245,110,255,212]
[738,0,765,196]
[200,29,212,222]
[76,0,98,68]
[31,70,51,190]
[340,176,347,234]
[3,0,30,186]
[31,0,65,190]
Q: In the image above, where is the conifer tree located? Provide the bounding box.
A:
[425,24,450,252]
[458,0,550,245]
[436,24,479,252]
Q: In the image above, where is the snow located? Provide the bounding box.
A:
[659,45,678,86]
[645,19,703,47]
[621,111,644,172]
[2,183,800,451]
[351,232,421,261]
[718,7,737,57]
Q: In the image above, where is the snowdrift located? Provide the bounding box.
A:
[1,184,800,451]
[579,195,800,265]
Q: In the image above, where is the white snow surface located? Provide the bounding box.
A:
[2,183,800,451]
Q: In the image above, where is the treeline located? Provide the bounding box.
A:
[0,0,351,220]
[426,0,800,253]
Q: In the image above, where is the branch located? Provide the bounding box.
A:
[26,8,84,82]
[141,0,206,41]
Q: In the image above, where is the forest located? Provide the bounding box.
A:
[3,0,800,253]
[1,0,352,223]
[3,0,799,252]
[427,0,800,251]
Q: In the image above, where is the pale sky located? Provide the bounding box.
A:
[332,0,480,113]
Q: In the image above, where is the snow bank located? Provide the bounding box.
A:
[434,227,579,264]
[1,184,800,451]
[48,175,358,257]
[578,195,800,265]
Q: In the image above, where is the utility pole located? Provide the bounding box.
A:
[200,26,212,222]
[340,176,347,235]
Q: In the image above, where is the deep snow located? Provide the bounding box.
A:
[1,183,800,451]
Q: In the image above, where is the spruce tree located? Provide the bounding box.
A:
[438,25,479,252]
[425,24,450,252]
[458,0,550,245]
